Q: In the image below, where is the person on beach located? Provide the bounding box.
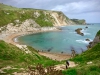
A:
[66,60,69,69]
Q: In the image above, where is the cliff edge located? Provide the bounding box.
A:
[88,30,100,48]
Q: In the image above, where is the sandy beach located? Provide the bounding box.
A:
[0,30,71,61]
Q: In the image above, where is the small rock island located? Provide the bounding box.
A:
[75,28,84,36]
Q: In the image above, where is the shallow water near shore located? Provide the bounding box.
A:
[17,24,100,54]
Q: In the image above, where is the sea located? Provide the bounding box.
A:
[16,23,100,54]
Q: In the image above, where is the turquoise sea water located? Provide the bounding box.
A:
[17,24,100,54]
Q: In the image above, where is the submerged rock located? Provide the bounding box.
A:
[85,39,90,41]
[85,26,88,28]
[80,33,84,36]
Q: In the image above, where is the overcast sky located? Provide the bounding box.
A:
[0,0,100,23]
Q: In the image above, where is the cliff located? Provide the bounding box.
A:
[0,3,76,28]
[71,19,86,25]
[88,30,100,48]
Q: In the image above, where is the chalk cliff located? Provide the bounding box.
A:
[0,3,85,33]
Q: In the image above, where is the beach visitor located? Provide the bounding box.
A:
[66,60,69,69]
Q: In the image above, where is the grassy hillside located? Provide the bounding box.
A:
[0,3,74,28]
[0,3,62,27]
[63,43,100,75]
[0,40,60,74]
[0,9,54,27]
[96,30,100,36]
[1,3,89,29]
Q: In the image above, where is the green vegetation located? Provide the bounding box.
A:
[72,43,100,63]
[0,9,54,27]
[33,11,53,27]
[1,3,100,75]
[63,43,100,75]
[0,40,60,74]
[71,19,86,25]
[0,3,54,27]
[96,30,100,36]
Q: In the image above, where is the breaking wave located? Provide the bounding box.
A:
[76,39,92,44]
[81,29,91,35]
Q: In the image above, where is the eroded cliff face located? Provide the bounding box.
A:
[29,10,76,26]
[51,12,75,26]
[0,19,58,33]
[88,30,100,48]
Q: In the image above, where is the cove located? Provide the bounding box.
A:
[17,24,100,54]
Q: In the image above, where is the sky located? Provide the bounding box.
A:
[0,0,100,23]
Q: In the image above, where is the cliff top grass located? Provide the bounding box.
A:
[63,43,100,75]
[0,3,76,28]
[0,9,54,27]
[71,43,100,63]
[0,3,55,27]
[96,30,100,36]
[0,40,61,74]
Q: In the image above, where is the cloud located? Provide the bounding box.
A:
[52,0,100,14]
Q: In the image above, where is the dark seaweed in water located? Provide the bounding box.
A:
[47,47,53,52]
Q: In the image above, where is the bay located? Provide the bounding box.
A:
[17,23,100,54]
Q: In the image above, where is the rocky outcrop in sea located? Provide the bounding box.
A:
[75,28,84,36]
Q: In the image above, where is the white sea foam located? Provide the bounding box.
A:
[76,39,92,44]
[84,32,91,35]
[81,29,91,35]
[76,40,88,44]
[81,29,85,32]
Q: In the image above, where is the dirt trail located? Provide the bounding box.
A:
[39,51,76,70]
[54,61,76,70]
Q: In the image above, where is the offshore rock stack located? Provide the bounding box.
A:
[75,28,84,36]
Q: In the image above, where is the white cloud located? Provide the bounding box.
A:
[52,0,100,14]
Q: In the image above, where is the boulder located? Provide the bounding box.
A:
[85,39,90,41]
[85,26,88,28]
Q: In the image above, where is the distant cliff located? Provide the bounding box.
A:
[71,19,86,25]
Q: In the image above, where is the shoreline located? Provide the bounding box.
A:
[1,29,71,61]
